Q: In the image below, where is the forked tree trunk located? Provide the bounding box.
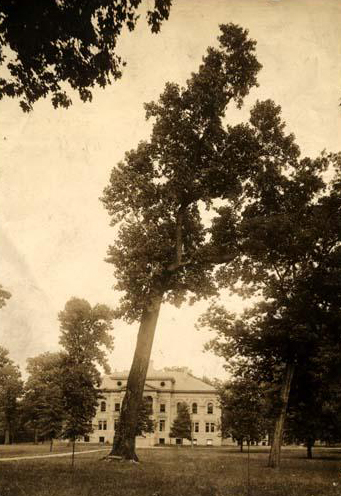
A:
[268,362,295,468]
[109,291,163,461]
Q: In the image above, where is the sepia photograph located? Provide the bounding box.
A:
[0,0,340,494]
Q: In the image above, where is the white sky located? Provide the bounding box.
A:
[0,0,340,379]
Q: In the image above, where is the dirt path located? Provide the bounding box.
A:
[0,448,109,461]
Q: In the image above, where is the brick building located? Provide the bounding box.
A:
[88,364,221,446]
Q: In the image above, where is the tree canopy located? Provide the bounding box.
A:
[169,402,191,442]
[22,352,64,447]
[0,346,23,444]
[0,0,172,111]
[58,297,114,451]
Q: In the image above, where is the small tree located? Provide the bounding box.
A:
[219,379,267,451]
[58,297,114,465]
[135,397,155,437]
[22,352,64,450]
[0,347,23,444]
[169,403,191,444]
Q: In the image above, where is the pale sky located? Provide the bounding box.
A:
[0,0,340,379]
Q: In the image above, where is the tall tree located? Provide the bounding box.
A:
[0,0,172,111]
[199,160,341,467]
[102,23,263,460]
[169,402,191,443]
[58,297,114,463]
[0,347,23,444]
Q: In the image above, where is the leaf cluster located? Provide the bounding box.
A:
[0,0,172,111]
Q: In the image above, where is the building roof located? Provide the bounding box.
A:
[101,366,216,393]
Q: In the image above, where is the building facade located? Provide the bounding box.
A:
[88,364,221,446]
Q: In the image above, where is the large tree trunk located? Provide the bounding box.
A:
[268,361,295,468]
[109,291,163,461]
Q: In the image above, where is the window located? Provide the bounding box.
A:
[205,422,210,433]
[159,438,165,445]
[192,403,198,414]
[100,401,106,412]
[193,422,199,433]
[159,420,165,432]
[207,402,213,414]
[114,419,119,430]
[177,402,182,413]
[115,403,120,412]
[98,420,107,431]
[84,435,90,442]
[99,436,105,443]
[176,438,182,445]
[210,423,215,433]
[160,403,166,413]
[117,381,122,386]
[160,381,165,387]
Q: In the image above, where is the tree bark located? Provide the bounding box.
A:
[240,439,243,452]
[306,438,314,459]
[34,427,38,445]
[268,362,295,468]
[109,290,163,460]
[71,439,75,467]
[50,438,54,452]
[4,427,10,445]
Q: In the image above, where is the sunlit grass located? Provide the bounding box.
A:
[0,445,340,496]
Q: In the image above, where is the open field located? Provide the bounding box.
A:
[0,445,340,496]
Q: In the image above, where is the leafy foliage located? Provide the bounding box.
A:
[169,402,191,441]
[0,0,172,111]
[21,352,64,443]
[0,346,23,443]
[102,24,263,322]
[0,285,11,309]
[219,379,268,446]
[58,297,114,442]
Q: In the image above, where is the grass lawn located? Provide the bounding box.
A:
[0,445,340,496]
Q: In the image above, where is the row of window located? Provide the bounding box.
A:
[98,419,119,431]
[93,437,215,445]
[98,419,216,434]
[159,421,215,433]
[100,400,215,414]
